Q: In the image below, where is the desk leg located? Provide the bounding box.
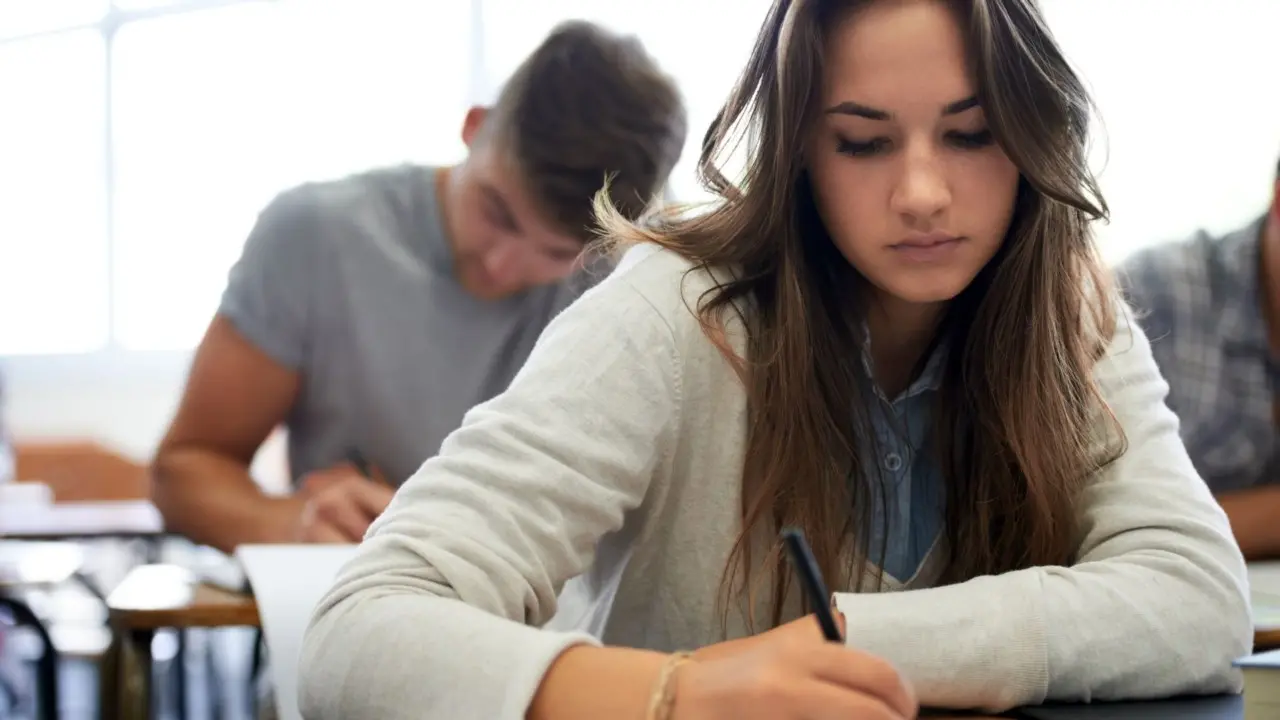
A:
[0,597,58,720]
[118,628,154,720]
[33,622,58,720]
[176,629,187,718]
[141,537,162,564]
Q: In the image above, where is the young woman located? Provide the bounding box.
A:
[299,1,1251,718]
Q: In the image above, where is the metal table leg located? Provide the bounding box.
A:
[0,596,59,720]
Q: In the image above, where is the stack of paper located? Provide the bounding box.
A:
[235,544,358,720]
[1249,562,1280,631]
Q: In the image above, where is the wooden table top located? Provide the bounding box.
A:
[106,564,259,630]
[1254,626,1280,650]
[0,499,164,540]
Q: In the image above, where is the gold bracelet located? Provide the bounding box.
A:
[645,650,693,720]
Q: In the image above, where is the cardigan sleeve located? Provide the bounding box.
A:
[297,248,688,720]
[833,301,1251,711]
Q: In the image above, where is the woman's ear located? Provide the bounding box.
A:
[1271,177,1279,223]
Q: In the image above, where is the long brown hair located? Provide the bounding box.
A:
[597,0,1126,632]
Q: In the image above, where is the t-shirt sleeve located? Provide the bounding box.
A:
[217,189,321,369]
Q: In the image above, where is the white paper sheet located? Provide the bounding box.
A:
[1248,561,1280,630]
[235,544,358,720]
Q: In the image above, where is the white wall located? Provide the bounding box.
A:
[1043,0,1280,262]
[3,351,288,490]
[4,352,186,458]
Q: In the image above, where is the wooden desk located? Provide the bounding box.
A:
[107,566,258,628]
[104,565,259,719]
[1255,626,1280,649]
[14,440,149,503]
[0,499,163,541]
[1250,561,1280,651]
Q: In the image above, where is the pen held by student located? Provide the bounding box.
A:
[781,527,845,643]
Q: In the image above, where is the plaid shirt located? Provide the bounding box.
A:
[1119,215,1275,493]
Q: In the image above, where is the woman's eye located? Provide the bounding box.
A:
[837,136,890,157]
[947,129,995,150]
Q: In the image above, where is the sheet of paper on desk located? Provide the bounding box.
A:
[1248,562,1280,630]
[236,544,358,720]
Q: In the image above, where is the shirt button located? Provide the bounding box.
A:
[884,453,903,472]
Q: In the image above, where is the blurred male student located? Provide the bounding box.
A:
[1122,153,1280,559]
[151,21,687,553]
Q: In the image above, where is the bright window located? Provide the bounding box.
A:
[0,30,109,355]
[111,0,471,350]
[0,0,107,39]
[1,0,472,355]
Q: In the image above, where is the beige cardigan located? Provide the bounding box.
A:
[299,244,1250,718]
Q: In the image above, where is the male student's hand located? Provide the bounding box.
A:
[293,463,395,543]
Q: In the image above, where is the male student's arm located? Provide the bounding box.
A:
[152,191,391,554]
[152,316,306,553]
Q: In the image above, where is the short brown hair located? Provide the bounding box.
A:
[482,20,687,240]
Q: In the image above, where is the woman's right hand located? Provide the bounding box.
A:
[672,629,917,720]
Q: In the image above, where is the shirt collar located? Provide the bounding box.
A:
[859,323,947,404]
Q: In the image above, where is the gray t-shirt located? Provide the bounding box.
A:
[219,164,600,486]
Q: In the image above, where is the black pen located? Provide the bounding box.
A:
[347,448,378,481]
[348,448,398,488]
[781,527,844,642]
[347,448,370,477]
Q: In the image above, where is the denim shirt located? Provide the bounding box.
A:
[857,341,946,584]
